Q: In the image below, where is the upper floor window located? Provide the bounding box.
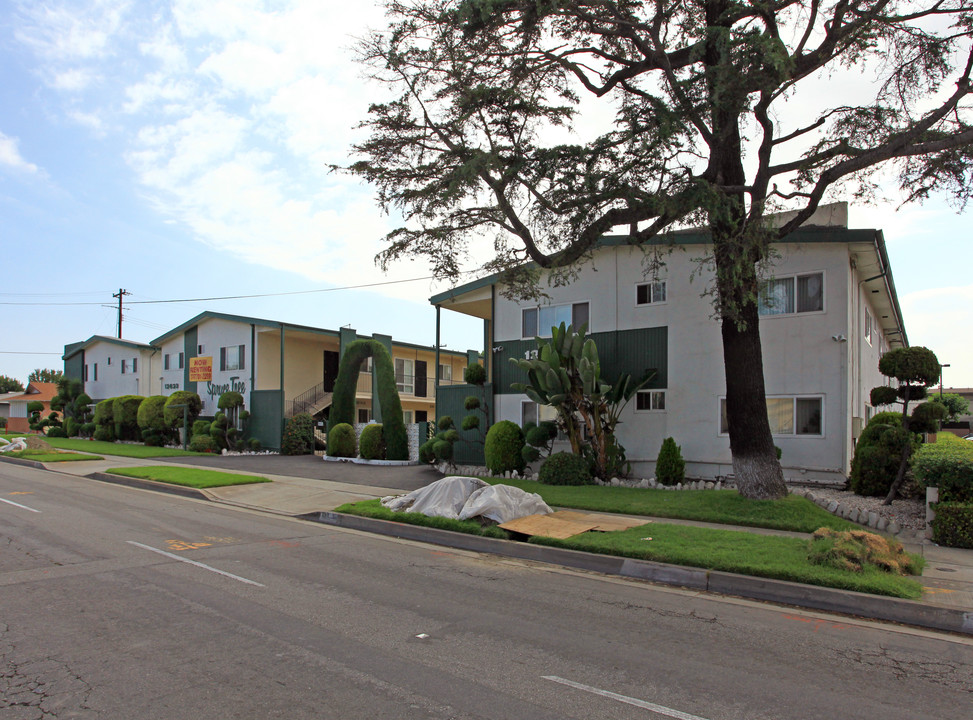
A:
[636,281,667,306]
[864,309,873,345]
[395,358,414,394]
[439,363,452,382]
[220,345,246,372]
[758,272,824,316]
[93,363,98,381]
[121,359,128,374]
[522,302,589,338]
[84,365,89,382]
[164,354,170,371]
[178,352,185,369]
[132,357,138,373]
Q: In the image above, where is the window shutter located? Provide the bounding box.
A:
[239,345,246,370]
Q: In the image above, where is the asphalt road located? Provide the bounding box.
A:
[2,462,971,720]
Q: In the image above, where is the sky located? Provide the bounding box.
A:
[1,0,971,393]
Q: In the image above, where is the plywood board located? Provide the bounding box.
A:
[499,513,599,539]
[549,510,646,533]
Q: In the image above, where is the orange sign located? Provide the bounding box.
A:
[189,356,213,382]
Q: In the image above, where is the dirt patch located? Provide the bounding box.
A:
[24,436,54,451]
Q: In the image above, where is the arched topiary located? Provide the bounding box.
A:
[218,391,245,428]
[359,423,386,460]
[137,396,170,437]
[327,340,408,460]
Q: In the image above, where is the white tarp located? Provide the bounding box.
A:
[457,484,552,524]
[381,476,552,524]
[0,437,26,453]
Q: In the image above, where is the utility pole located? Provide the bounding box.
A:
[113,288,131,338]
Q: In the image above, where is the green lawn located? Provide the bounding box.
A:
[107,466,271,489]
[337,498,923,598]
[1,449,104,462]
[484,477,857,533]
[2,434,207,458]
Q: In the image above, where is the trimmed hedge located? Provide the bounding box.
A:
[112,395,145,441]
[912,433,973,503]
[484,420,525,475]
[359,423,385,460]
[656,437,686,486]
[849,413,919,497]
[328,423,357,458]
[930,503,973,549]
[164,392,203,429]
[281,413,314,455]
[93,398,114,440]
[137,396,170,437]
[539,451,592,485]
[189,434,217,453]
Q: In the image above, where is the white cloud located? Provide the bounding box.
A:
[0,131,40,174]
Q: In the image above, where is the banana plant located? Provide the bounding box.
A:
[511,322,656,479]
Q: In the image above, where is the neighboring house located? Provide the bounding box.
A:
[64,311,472,449]
[0,391,23,425]
[4,383,60,434]
[430,203,907,486]
[939,387,973,435]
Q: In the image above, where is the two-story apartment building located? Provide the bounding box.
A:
[430,204,906,486]
[64,311,472,449]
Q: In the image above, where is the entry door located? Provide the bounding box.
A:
[323,351,340,392]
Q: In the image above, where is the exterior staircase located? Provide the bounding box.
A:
[287,381,334,418]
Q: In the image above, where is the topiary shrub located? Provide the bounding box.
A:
[655,437,686,486]
[282,413,314,455]
[112,395,145,441]
[93,425,113,442]
[81,422,95,438]
[137,396,170,442]
[46,427,67,438]
[209,413,229,451]
[539,451,593,485]
[484,420,526,475]
[359,423,386,460]
[189,434,217,453]
[464,363,486,385]
[192,420,212,438]
[142,429,163,447]
[849,414,919,497]
[247,437,262,451]
[912,433,973,503]
[64,417,80,438]
[164,392,203,431]
[327,422,356,458]
[93,398,115,440]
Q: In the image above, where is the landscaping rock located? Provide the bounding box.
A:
[867,511,879,528]
[827,500,838,513]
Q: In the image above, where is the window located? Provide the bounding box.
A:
[84,365,89,382]
[522,302,590,337]
[864,309,873,345]
[358,408,370,424]
[522,401,564,439]
[178,352,184,369]
[439,363,452,382]
[93,364,98,381]
[220,345,246,372]
[403,410,413,423]
[395,358,414,394]
[360,357,373,373]
[164,354,170,370]
[635,390,667,411]
[107,357,111,365]
[758,272,824,316]
[720,396,823,436]
[121,360,128,374]
[197,344,205,354]
[636,281,667,305]
[132,357,138,373]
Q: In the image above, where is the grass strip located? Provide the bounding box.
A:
[2,450,103,462]
[338,499,922,599]
[1,435,208,458]
[485,477,857,533]
[107,466,271,489]
[335,499,510,539]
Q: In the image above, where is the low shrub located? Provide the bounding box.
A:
[282,413,314,455]
[142,430,164,447]
[189,434,217,453]
[359,423,386,460]
[522,421,557,465]
[328,422,356,458]
[93,399,114,439]
[210,413,229,451]
[484,420,525,475]
[655,437,686,486]
[433,439,453,462]
[46,427,67,438]
[930,503,973,549]
[192,420,211,438]
[539,451,593,485]
[247,437,262,451]
[912,433,973,503]
[849,415,919,497]
[93,426,113,442]
[64,418,80,438]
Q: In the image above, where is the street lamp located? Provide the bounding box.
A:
[940,364,951,400]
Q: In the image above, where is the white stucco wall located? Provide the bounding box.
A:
[82,341,159,401]
[492,240,863,483]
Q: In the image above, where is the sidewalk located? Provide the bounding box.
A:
[15,452,973,635]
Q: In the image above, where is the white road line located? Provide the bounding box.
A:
[542,676,711,720]
[0,497,41,513]
[126,541,265,587]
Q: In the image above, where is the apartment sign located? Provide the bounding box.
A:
[189,356,213,382]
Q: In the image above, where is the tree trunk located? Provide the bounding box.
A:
[884,388,913,505]
[719,274,788,499]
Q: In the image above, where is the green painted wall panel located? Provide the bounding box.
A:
[434,383,492,466]
[250,389,283,449]
[492,327,667,394]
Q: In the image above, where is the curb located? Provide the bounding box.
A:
[0,455,46,470]
[86,471,209,501]
[306,511,973,637]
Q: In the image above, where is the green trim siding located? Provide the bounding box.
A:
[64,350,85,384]
[184,326,198,395]
[492,327,668,394]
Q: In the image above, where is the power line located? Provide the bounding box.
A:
[0,275,440,306]
[0,351,63,355]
